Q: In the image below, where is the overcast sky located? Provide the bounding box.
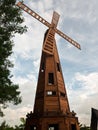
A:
[1,0,98,126]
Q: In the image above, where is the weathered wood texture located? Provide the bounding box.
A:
[24,29,80,130]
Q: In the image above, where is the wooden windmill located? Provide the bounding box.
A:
[17,2,81,130]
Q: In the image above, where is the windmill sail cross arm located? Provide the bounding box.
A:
[16,1,81,50]
[55,28,81,50]
[16,2,51,28]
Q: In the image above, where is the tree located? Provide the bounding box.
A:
[80,124,91,130]
[14,117,26,130]
[0,0,27,116]
[0,118,25,130]
[0,121,14,130]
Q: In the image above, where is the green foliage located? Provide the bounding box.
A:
[0,121,14,130]
[0,0,27,116]
[14,117,26,130]
[0,118,26,130]
[80,124,91,130]
[0,121,92,130]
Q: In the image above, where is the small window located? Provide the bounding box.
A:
[47,91,56,96]
[57,63,60,72]
[48,73,54,85]
[34,127,37,130]
[60,92,65,97]
[49,127,54,130]
[41,62,45,72]
[52,91,56,95]
[47,91,52,95]
[30,125,37,130]
[71,124,76,130]
[48,124,59,130]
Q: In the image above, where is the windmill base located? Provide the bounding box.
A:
[24,112,80,130]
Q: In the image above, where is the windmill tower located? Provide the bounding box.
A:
[17,2,81,130]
